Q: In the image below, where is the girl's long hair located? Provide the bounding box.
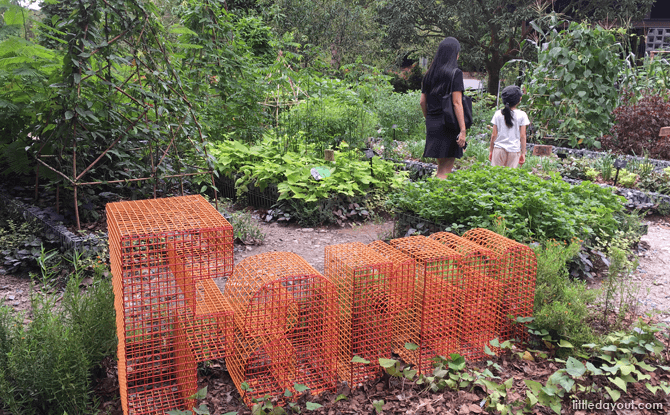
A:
[501,85,522,128]
[502,104,515,128]
[422,37,460,96]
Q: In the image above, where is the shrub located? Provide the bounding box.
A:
[532,240,598,346]
[371,89,425,148]
[212,135,408,203]
[229,210,266,244]
[386,63,423,93]
[387,165,625,242]
[0,252,116,415]
[282,94,377,151]
[604,91,670,159]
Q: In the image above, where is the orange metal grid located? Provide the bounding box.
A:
[462,228,537,342]
[324,242,394,386]
[367,241,416,355]
[429,232,502,360]
[107,195,234,415]
[223,252,338,406]
[389,236,463,373]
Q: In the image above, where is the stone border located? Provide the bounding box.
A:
[0,190,104,253]
[560,177,670,211]
[526,143,670,170]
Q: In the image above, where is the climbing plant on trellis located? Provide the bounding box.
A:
[29,0,218,229]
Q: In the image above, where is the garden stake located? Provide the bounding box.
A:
[613,158,628,187]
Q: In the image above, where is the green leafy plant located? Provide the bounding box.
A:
[617,169,638,188]
[597,154,614,181]
[556,156,593,181]
[532,240,598,346]
[226,210,266,245]
[0,217,58,273]
[371,89,425,149]
[637,170,670,195]
[167,387,211,415]
[388,164,625,243]
[585,167,599,181]
[212,135,407,206]
[526,22,626,148]
[597,231,640,329]
[281,89,377,152]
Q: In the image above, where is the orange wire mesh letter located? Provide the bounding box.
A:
[367,241,416,356]
[107,195,234,415]
[390,236,463,374]
[462,228,537,342]
[429,232,502,359]
[324,242,393,386]
[223,252,338,406]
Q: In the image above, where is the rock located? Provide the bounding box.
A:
[7,295,15,300]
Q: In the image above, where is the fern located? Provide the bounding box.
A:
[0,140,33,177]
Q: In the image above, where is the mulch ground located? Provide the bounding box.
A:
[91,343,670,415]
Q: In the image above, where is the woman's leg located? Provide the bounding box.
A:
[436,157,456,179]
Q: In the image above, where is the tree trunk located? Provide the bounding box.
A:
[486,60,502,97]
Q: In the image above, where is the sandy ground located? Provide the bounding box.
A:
[632,217,670,323]
[230,220,395,273]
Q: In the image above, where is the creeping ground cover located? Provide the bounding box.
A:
[388,164,625,242]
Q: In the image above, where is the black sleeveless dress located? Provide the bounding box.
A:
[422,69,465,159]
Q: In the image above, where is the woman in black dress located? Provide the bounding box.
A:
[420,37,467,178]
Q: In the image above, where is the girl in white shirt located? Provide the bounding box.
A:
[488,85,530,168]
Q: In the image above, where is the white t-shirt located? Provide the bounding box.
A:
[490,109,530,153]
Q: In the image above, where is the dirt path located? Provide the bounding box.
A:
[3,216,669,325]
[633,217,670,322]
[231,220,395,274]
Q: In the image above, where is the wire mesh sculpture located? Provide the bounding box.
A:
[462,228,537,342]
[324,242,393,385]
[224,252,338,406]
[367,241,416,356]
[107,195,233,415]
[429,232,503,359]
[389,236,463,374]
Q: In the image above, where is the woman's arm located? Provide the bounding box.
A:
[452,90,466,147]
[489,125,498,161]
[519,125,527,165]
[420,93,427,118]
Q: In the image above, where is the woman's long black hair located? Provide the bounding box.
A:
[422,37,460,96]
[501,85,522,128]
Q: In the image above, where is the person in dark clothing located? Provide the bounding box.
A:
[420,37,467,178]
